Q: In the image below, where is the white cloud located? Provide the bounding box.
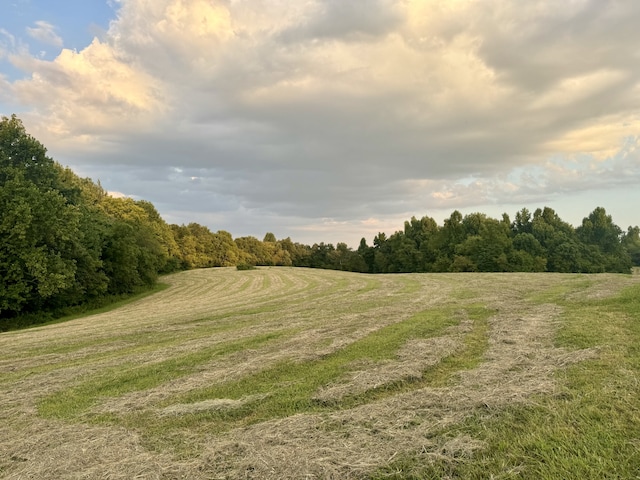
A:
[0,28,17,52]
[3,0,640,244]
[9,36,166,150]
[26,21,63,48]
[107,190,129,199]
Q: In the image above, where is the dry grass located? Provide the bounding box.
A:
[1,268,638,479]
[311,322,470,404]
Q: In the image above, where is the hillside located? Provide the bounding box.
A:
[1,268,639,478]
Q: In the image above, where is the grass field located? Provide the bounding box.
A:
[1,267,639,479]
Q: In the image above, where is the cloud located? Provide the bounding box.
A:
[9,36,166,147]
[106,190,130,199]
[3,0,640,244]
[0,28,16,50]
[26,21,63,47]
[280,0,403,42]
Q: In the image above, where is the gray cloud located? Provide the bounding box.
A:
[280,0,403,42]
[3,0,640,245]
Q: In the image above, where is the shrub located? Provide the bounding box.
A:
[236,263,257,270]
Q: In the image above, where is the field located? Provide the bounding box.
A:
[1,268,640,479]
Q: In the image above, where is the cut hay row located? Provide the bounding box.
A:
[1,268,639,479]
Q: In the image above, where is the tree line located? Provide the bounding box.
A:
[332,208,639,274]
[2,115,639,328]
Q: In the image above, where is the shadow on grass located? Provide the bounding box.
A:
[1,282,170,333]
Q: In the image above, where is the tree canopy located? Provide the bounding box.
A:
[0,116,179,324]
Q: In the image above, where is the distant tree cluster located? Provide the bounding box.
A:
[349,208,639,274]
[241,207,638,275]
[2,115,639,328]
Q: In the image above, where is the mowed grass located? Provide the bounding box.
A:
[37,330,288,419]
[374,283,640,480]
[1,268,640,479]
[38,300,492,447]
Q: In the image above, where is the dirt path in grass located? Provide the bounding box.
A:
[1,269,638,479]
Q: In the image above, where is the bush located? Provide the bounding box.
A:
[236,263,257,270]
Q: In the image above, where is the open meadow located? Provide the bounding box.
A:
[1,268,640,479]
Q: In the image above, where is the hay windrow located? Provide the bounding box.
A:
[312,324,469,404]
[1,268,638,479]
[158,394,271,416]
[193,299,595,479]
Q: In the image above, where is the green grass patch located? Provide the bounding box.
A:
[37,331,288,420]
[180,275,332,326]
[527,275,591,304]
[373,284,640,479]
[127,304,492,439]
[2,302,299,386]
[398,276,423,294]
[420,305,491,387]
[357,276,382,293]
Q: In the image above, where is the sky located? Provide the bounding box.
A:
[1,0,639,247]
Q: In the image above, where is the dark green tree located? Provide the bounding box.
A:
[1,116,81,317]
[431,210,465,271]
[357,238,374,273]
[372,232,390,273]
[622,226,640,266]
[279,237,311,266]
[98,196,168,293]
[509,233,547,271]
[576,207,631,273]
[404,215,439,271]
[263,232,277,243]
[0,177,79,315]
[309,242,335,269]
[386,232,422,273]
[512,208,533,235]
[530,207,582,272]
[452,213,512,272]
[236,236,274,266]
